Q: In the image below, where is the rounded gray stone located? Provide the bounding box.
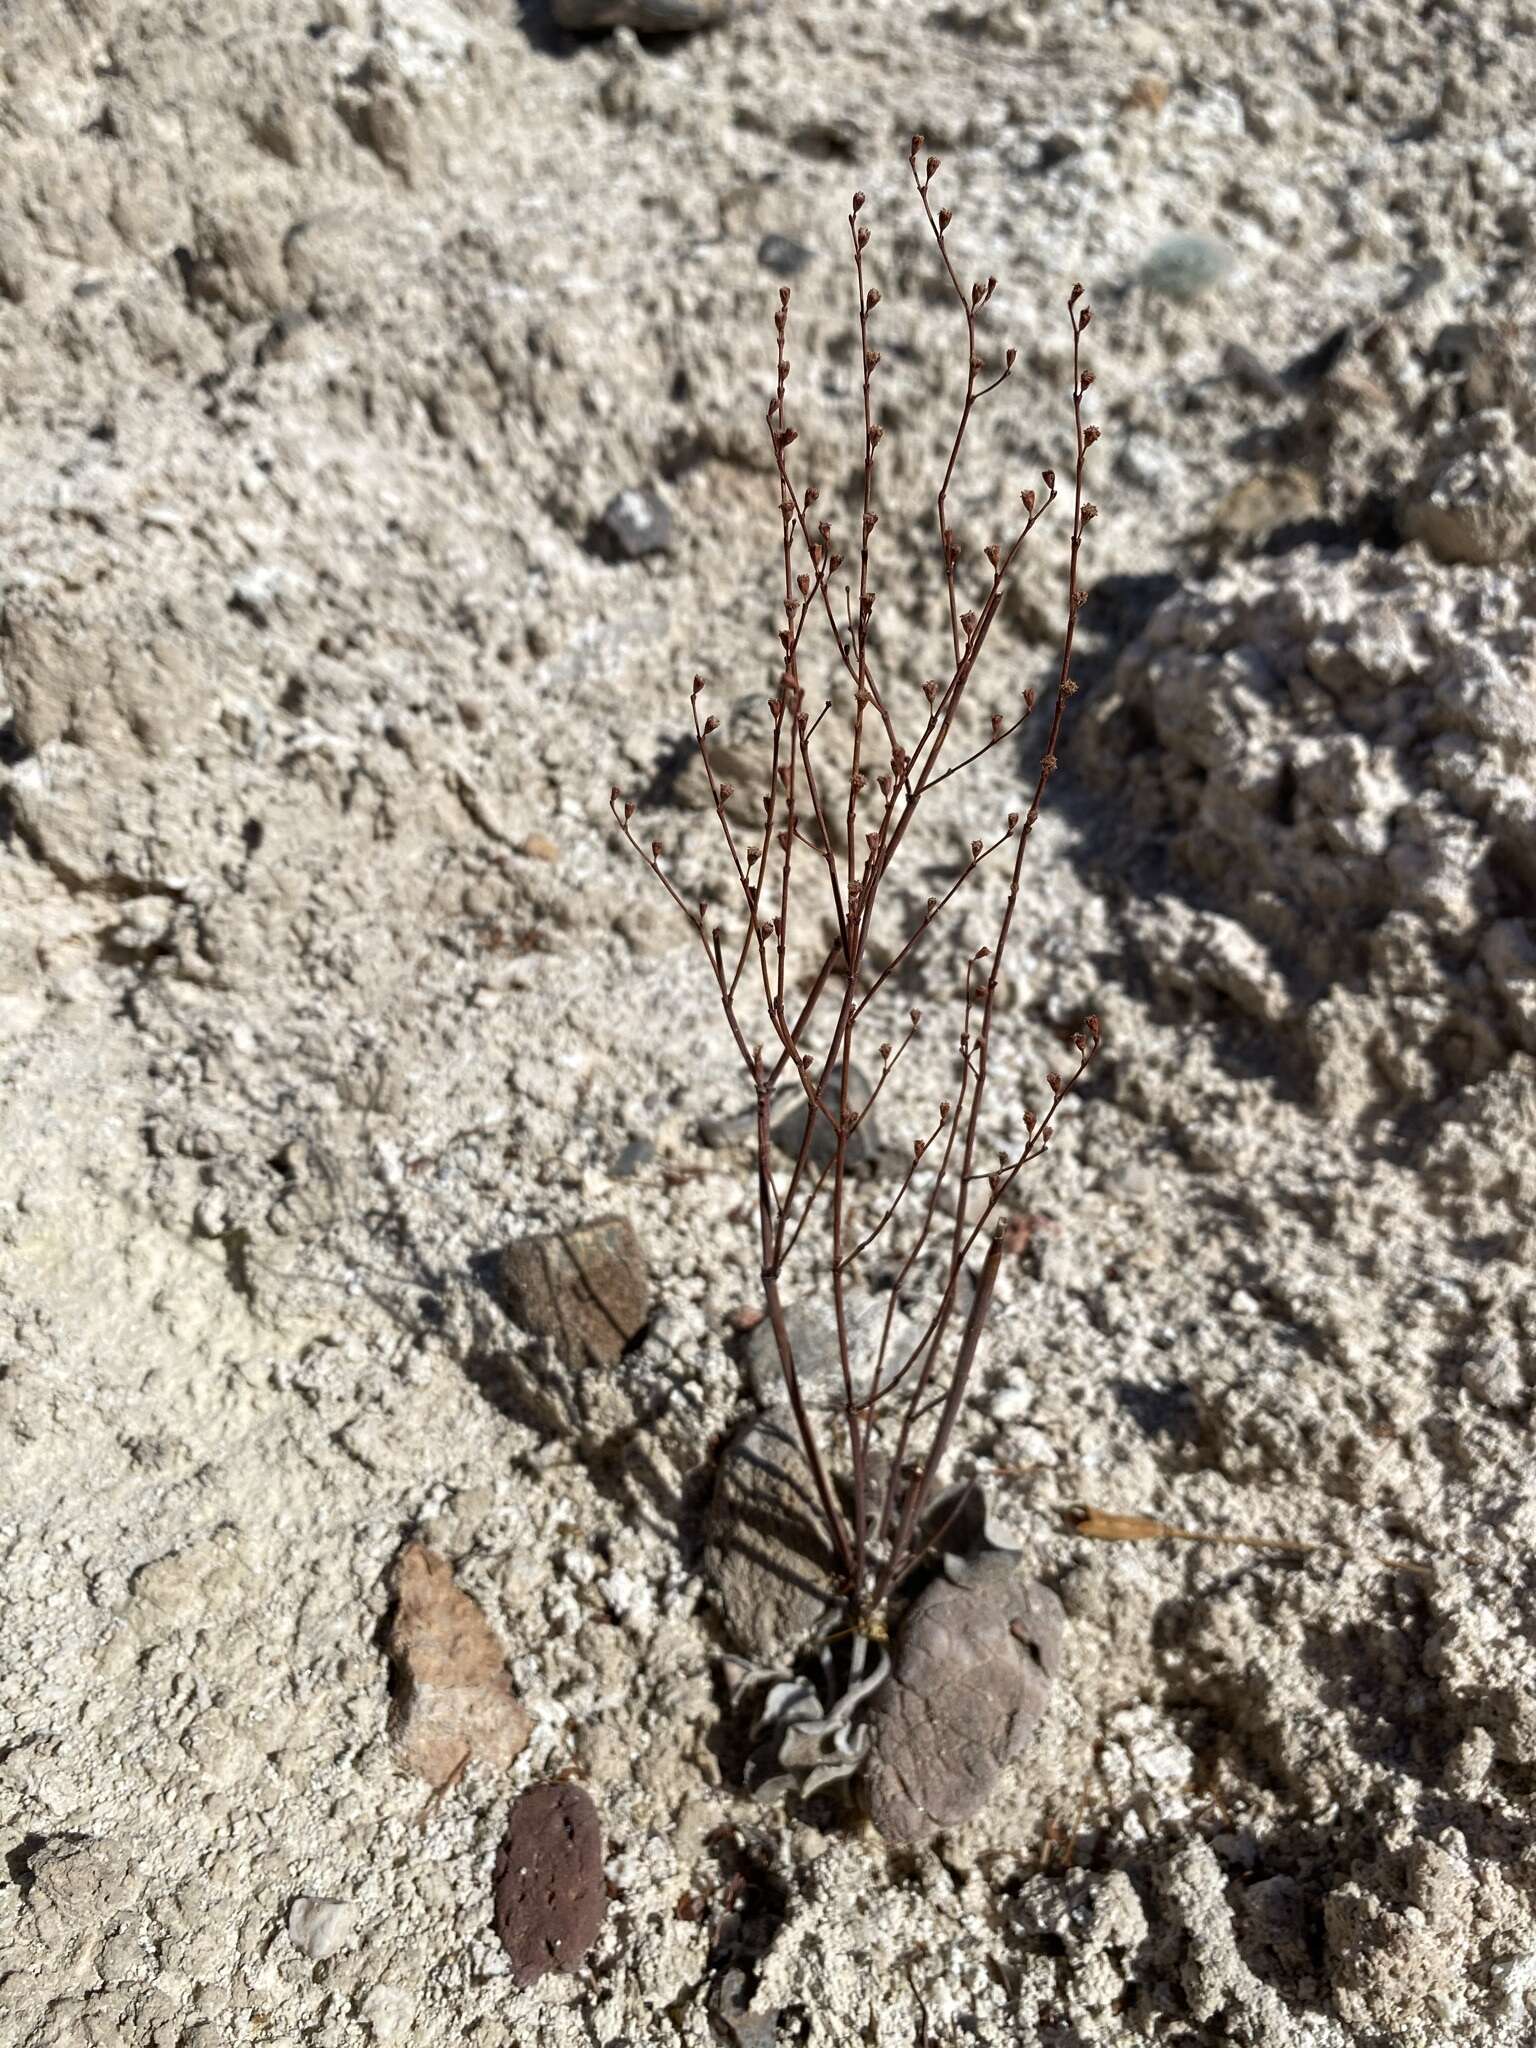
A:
[863,1569,1065,1846]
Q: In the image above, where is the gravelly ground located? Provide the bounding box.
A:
[3,3,1534,2043]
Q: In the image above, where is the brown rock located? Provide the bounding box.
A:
[385,1542,531,1786]
[499,1216,650,1371]
[1208,468,1323,550]
[492,1782,608,1988]
[1121,74,1170,116]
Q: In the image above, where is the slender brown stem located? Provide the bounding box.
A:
[610,150,1102,1634]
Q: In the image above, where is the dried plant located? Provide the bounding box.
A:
[612,139,1101,1667]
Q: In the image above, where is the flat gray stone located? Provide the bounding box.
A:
[555,0,730,25]
[772,1062,879,1169]
[703,1416,840,1661]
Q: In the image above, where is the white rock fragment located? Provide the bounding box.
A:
[287,1895,358,1961]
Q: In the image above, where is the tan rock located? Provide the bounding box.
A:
[385,1543,530,1787]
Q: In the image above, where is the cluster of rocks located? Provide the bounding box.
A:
[1202,297,1536,564]
[704,1404,1065,1845]
[494,1206,1069,1847]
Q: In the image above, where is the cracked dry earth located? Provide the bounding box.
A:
[2,2,1535,2044]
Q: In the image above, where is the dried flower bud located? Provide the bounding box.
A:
[1073,1033,1086,1052]
[1069,282,1084,305]
[926,155,940,179]
[1087,1013,1101,1039]
[780,287,792,309]
[650,840,662,859]
[1021,488,1035,514]
[865,348,881,370]
[1005,346,1017,371]
[703,715,720,735]
[1048,1072,1063,1095]
[984,542,1001,567]
[718,783,734,803]
[926,896,937,915]
[1062,677,1080,698]
[991,713,1004,738]
[971,281,984,306]
[960,609,978,635]
[830,553,844,573]
[1024,1109,1037,1132]
[914,1137,927,1159]
[1023,687,1037,711]
[986,275,998,297]
[1084,424,1101,447]
[1007,811,1019,830]
[852,190,866,212]
[804,484,819,504]
[797,573,811,596]
[911,133,925,159]
[910,1007,922,1025]
[975,945,991,960]
[856,226,871,250]
[863,510,878,533]
[922,679,939,703]
[866,287,881,309]
[1042,468,1056,491]
[1081,370,1096,390]
[623,801,635,820]
[870,423,885,447]
[938,207,953,231]
[880,1041,892,1061]
[778,426,799,449]
[1079,306,1093,329]
[970,838,983,860]
[1082,503,1098,523]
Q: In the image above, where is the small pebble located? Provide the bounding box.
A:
[989,1387,1035,1425]
[1137,232,1235,301]
[287,1895,357,1961]
[757,233,814,277]
[599,486,672,559]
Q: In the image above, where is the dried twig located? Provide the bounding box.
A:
[1065,1503,1433,1578]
